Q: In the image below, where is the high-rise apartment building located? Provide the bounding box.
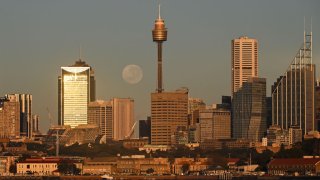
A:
[271,32,315,135]
[232,36,258,94]
[151,89,189,145]
[232,77,267,142]
[58,59,96,128]
[0,96,20,138]
[112,98,134,140]
[88,100,113,139]
[5,94,32,137]
[199,109,231,142]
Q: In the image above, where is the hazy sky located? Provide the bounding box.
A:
[0,0,319,132]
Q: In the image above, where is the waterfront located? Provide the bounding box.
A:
[1,176,320,180]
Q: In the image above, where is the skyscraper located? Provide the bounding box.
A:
[0,96,20,138]
[58,59,96,128]
[232,36,258,94]
[88,100,113,139]
[151,89,188,145]
[5,94,32,137]
[150,7,188,145]
[232,77,267,142]
[112,98,134,140]
[199,108,231,142]
[271,31,315,135]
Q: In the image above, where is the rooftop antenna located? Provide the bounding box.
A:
[79,45,82,61]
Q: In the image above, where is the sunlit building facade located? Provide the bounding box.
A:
[271,32,315,135]
[58,59,96,128]
[5,94,32,137]
[151,89,189,145]
[199,109,231,142]
[0,96,20,138]
[112,98,134,140]
[88,100,113,139]
[232,36,258,94]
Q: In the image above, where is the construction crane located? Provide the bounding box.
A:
[46,107,64,157]
[46,107,54,127]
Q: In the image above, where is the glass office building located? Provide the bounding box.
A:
[58,60,95,128]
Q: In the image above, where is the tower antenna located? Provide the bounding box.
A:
[311,17,312,34]
[158,4,161,19]
[79,45,82,61]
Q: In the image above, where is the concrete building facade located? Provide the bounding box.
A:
[88,100,113,139]
[112,98,134,140]
[5,94,32,137]
[0,96,20,138]
[199,109,231,142]
[151,89,188,145]
[232,36,258,94]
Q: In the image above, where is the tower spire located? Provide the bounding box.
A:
[158,4,161,19]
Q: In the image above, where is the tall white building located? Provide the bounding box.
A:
[58,59,96,128]
[232,36,258,94]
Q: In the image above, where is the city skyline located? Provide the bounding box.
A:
[0,0,319,132]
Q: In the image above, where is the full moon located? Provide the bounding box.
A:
[122,64,143,84]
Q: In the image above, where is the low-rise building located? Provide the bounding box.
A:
[226,158,240,171]
[173,158,210,175]
[268,158,320,176]
[304,131,320,139]
[17,158,60,175]
[82,157,117,175]
[200,139,251,150]
[0,156,18,175]
[121,137,149,149]
[17,157,82,175]
[138,145,171,153]
[289,126,302,145]
[3,142,27,154]
[116,156,170,175]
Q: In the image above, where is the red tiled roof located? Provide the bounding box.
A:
[20,158,62,164]
[227,158,240,163]
[268,158,320,166]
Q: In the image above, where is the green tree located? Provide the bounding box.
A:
[58,161,78,175]
[9,164,17,174]
[146,168,154,174]
[181,164,190,175]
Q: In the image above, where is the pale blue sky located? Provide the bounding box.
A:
[0,0,319,132]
